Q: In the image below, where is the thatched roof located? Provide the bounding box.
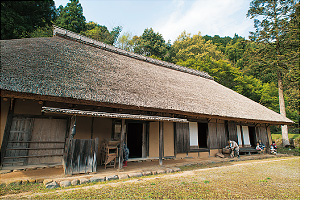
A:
[0,27,293,124]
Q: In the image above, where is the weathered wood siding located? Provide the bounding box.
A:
[28,118,66,165]
[1,98,10,148]
[208,120,227,149]
[208,122,216,148]
[64,138,98,175]
[3,117,33,166]
[255,124,269,146]
[228,121,237,142]
[2,117,67,167]
[175,122,190,153]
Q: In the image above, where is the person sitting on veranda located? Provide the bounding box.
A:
[227,140,240,158]
[256,142,263,151]
[258,140,265,150]
[270,141,277,154]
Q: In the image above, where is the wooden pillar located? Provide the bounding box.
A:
[118,119,125,170]
[0,98,15,166]
[90,117,94,139]
[142,123,147,158]
[240,125,244,147]
[159,121,164,166]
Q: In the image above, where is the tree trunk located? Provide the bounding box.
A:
[277,72,290,146]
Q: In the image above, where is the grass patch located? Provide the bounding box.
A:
[27,157,300,199]
[271,133,300,156]
[179,161,232,171]
[277,146,300,156]
[271,134,300,140]
[0,183,48,196]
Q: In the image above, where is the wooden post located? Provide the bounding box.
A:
[142,123,147,158]
[90,117,94,139]
[118,119,125,170]
[240,125,244,147]
[159,121,164,166]
[0,98,15,166]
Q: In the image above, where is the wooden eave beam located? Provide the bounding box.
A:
[1,90,293,125]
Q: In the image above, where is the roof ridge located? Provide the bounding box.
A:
[53,25,214,80]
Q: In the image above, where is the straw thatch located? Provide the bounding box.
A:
[0,27,293,124]
[41,107,188,123]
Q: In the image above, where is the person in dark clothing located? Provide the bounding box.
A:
[123,143,129,167]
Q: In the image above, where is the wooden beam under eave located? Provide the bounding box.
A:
[118,119,125,170]
[1,90,294,125]
[159,121,164,166]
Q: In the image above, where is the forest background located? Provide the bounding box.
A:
[1,0,300,134]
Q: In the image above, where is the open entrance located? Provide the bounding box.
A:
[126,123,143,158]
[237,125,257,148]
[249,126,257,147]
[198,123,208,148]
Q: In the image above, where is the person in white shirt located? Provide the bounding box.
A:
[227,140,240,158]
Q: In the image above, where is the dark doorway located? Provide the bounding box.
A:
[127,123,143,158]
[249,126,257,147]
[198,123,208,148]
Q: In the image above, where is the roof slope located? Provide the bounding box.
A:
[0,32,293,124]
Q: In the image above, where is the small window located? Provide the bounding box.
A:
[112,120,124,141]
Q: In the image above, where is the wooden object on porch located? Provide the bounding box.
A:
[239,147,260,155]
[222,147,231,154]
[104,141,120,168]
[64,138,99,175]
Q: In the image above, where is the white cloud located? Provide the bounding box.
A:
[154,0,253,42]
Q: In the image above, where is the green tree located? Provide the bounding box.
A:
[173,31,223,63]
[1,0,56,39]
[247,0,299,145]
[133,28,169,60]
[55,0,86,33]
[282,2,300,132]
[81,21,122,45]
[116,32,134,51]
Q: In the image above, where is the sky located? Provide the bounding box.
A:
[54,0,255,42]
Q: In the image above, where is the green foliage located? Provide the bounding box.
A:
[1,0,56,39]
[80,21,122,45]
[1,0,299,133]
[116,32,134,51]
[28,24,53,38]
[0,183,47,196]
[133,28,170,60]
[173,31,223,62]
[54,0,86,33]
[246,0,300,128]
[172,32,280,112]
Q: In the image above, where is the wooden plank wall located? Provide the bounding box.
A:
[64,138,98,175]
[207,122,216,148]
[208,120,227,149]
[228,121,238,142]
[255,124,269,147]
[28,118,66,165]
[2,117,67,167]
[3,117,33,166]
[175,123,190,153]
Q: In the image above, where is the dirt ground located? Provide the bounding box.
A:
[1,156,300,199]
[0,154,284,184]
